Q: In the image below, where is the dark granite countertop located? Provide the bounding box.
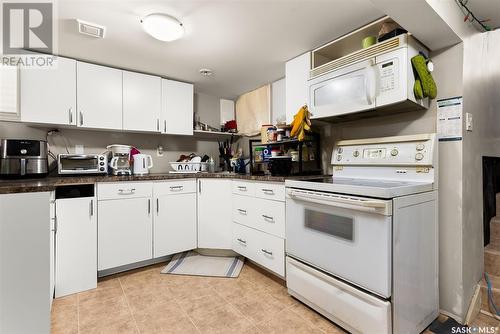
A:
[0,173,324,194]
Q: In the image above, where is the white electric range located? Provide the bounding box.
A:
[285,134,439,334]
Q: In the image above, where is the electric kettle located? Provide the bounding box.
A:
[133,154,153,175]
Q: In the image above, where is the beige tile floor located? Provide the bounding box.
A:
[51,262,346,334]
[51,261,499,334]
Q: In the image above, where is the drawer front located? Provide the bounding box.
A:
[254,198,285,238]
[232,222,251,258]
[154,179,196,195]
[232,180,255,197]
[97,182,153,200]
[232,222,285,277]
[232,195,255,227]
[254,229,285,277]
[255,182,285,201]
[286,257,391,334]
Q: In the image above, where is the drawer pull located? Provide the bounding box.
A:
[261,249,273,256]
[262,214,274,222]
[237,186,247,191]
[262,189,274,195]
[237,238,247,244]
[170,185,184,191]
[118,188,136,195]
[237,208,247,214]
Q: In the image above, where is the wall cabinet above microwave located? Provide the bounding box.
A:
[16,56,193,135]
[308,34,430,121]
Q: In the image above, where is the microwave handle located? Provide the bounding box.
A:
[365,60,378,105]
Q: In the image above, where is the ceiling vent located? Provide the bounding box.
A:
[77,19,106,38]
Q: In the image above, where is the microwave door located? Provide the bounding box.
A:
[309,60,377,119]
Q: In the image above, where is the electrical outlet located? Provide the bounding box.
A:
[157,145,164,157]
[75,145,84,154]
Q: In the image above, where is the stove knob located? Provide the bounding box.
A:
[353,150,360,157]
[337,155,342,161]
[337,147,343,154]
[99,156,104,160]
[100,167,105,171]
[100,162,105,166]
[415,153,424,161]
[416,143,425,151]
[391,149,398,157]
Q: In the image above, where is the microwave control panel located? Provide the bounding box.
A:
[378,58,399,93]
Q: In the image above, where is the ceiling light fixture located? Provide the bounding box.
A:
[140,13,184,42]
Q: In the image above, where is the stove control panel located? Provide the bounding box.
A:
[332,134,436,166]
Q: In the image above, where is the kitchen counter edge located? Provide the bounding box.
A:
[0,173,324,195]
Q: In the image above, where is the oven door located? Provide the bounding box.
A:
[286,188,392,298]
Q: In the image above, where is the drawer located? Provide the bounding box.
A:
[255,182,285,201]
[286,257,391,334]
[97,182,153,200]
[232,195,254,227]
[232,222,285,277]
[232,180,255,197]
[254,198,285,238]
[154,179,196,195]
[232,222,252,258]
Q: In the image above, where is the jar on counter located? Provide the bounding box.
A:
[276,129,285,142]
[267,127,277,142]
[254,147,265,162]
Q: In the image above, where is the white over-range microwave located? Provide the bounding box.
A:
[308,34,430,120]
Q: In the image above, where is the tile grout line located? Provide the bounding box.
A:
[118,277,141,334]
[169,293,202,334]
[76,293,80,334]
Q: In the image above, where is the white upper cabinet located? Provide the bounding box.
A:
[21,57,76,125]
[123,71,161,132]
[0,64,19,121]
[285,52,311,124]
[76,62,122,130]
[161,79,193,135]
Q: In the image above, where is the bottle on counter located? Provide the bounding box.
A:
[208,156,216,173]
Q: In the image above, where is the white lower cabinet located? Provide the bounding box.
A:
[154,180,197,257]
[55,196,97,298]
[97,182,153,271]
[49,192,55,308]
[231,180,286,276]
[197,179,232,249]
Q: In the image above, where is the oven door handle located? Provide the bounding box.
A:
[287,190,391,215]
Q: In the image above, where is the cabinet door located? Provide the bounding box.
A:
[123,71,161,132]
[55,197,96,298]
[21,57,76,125]
[161,79,193,135]
[197,179,232,249]
[285,52,310,124]
[98,197,152,270]
[0,63,19,121]
[77,62,122,130]
[154,192,197,257]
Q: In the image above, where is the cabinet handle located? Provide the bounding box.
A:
[237,208,247,215]
[261,249,273,256]
[262,214,274,222]
[237,186,247,191]
[52,217,57,233]
[156,198,159,214]
[237,238,247,244]
[198,180,201,193]
[157,119,160,131]
[170,185,183,191]
[164,120,166,133]
[148,199,151,214]
[79,111,84,126]
[90,199,94,217]
[118,188,136,195]
[262,189,274,195]
[69,108,73,124]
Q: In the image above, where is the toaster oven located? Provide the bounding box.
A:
[58,154,108,175]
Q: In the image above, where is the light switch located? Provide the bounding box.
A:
[466,112,473,132]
